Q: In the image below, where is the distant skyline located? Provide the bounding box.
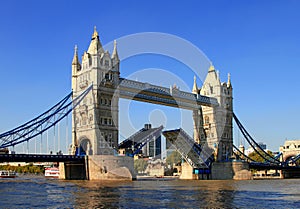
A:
[1,1,300,151]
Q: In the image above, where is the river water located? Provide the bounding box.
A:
[0,175,299,208]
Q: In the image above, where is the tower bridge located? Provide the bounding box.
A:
[68,27,233,179]
[1,27,299,180]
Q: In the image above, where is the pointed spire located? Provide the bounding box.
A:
[192,75,198,94]
[227,73,232,88]
[87,26,104,54]
[111,40,119,61]
[72,45,79,65]
[92,26,99,40]
[208,63,215,72]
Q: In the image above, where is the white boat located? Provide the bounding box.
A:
[0,170,17,178]
[45,167,59,178]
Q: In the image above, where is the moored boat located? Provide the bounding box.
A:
[45,167,59,178]
[0,170,17,178]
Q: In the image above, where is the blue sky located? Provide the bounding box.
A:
[0,0,300,152]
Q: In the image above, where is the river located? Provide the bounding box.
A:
[0,175,299,208]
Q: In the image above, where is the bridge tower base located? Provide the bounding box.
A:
[281,169,300,178]
[211,161,252,180]
[86,155,136,180]
[179,162,252,180]
[59,155,136,180]
[59,159,87,180]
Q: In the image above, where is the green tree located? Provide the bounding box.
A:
[166,151,182,166]
[134,159,148,173]
[248,150,274,163]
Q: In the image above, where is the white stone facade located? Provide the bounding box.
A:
[193,65,233,161]
[71,27,120,155]
[280,140,300,161]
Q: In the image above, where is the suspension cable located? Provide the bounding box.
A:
[0,85,92,149]
[233,113,280,164]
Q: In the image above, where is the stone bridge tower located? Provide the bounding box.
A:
[197,65,233,161]
[71,27,120,155]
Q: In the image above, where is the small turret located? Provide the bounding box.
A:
[227,73,232,88]
[111,40,119,62]
[239,144,245,154]
[192,75,198,94]
[72,45,81,72]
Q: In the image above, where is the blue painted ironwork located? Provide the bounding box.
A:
[163,128,214,168]
[233,113,280,164]
[0,154,85,163]
[0,85,93,149]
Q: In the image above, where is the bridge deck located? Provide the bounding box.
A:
[249,162,300,171]
[163,128,213,168]
[0,154,85,163]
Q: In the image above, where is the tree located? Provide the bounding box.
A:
[248,150,274,163]
[134,159,148,173]
[166,150,182,166]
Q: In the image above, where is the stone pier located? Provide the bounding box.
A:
[59,155,136,180]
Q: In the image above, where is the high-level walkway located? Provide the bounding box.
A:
[119,78,218,110]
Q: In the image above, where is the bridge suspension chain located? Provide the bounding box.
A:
[233,113,280,164]
[0,85,93,149]
[232,144,255,162]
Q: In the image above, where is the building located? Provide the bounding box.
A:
[192,65,233,161]
[245,142,267,156]
[280,140,300,161]
[118,124,163,158]
[71,27,120,155]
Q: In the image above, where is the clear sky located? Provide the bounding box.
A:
[0,0,300,152]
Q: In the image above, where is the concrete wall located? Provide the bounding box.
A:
[232,161,252,180]
[211,162,233,180]
[281,169,300,178]
[180,162,198,180]
[211,161,252,180]
[59,161,87,180]
[87,155,136,180]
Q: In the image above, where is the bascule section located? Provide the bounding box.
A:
[163,129,213,168]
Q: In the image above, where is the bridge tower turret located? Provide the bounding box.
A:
[200,64,233,161]
[192,76,205,145]
[71,27,120,155]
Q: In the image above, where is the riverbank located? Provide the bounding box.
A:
[0,164,44,174]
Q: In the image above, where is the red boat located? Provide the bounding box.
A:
[0,170,17,178]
